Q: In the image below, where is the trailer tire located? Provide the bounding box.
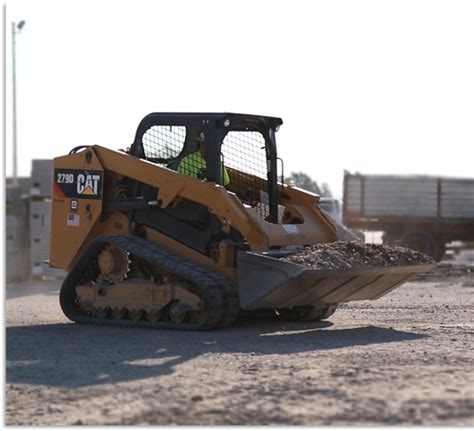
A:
[398,231,439,261]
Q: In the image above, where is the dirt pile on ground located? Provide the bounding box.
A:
[282,241,434,270]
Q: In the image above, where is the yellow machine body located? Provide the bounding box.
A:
[50,113,432,329]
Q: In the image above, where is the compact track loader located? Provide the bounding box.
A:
[50,113,432,330]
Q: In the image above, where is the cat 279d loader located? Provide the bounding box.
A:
[50,113,432,330]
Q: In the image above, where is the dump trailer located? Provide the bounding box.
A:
[49,113,433,330]
[343,172,474,261]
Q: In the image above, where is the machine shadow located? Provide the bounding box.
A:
[6,320,427,389]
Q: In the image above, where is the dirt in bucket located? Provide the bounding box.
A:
[281,241,434,270]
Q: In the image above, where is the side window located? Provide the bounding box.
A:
[142,125,186,162]
[221,131,267,179]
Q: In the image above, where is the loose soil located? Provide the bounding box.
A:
[5,260,473,426]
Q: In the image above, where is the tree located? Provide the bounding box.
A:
[285,172,321,194]
[319,182,333,197]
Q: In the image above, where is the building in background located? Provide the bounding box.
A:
[6,178,30,282]
[6,160,66,282]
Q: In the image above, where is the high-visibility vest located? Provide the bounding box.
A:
[177,152,230,186]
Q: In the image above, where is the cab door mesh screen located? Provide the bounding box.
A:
[221,131,270,219]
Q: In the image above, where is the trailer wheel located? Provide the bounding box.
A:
[398,232,439,260]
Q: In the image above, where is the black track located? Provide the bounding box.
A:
[59,235,240,330]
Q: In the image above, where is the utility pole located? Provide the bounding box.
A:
[11,19,25,187]
[3,5,6,185]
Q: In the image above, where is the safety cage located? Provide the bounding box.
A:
[129,113,283,223]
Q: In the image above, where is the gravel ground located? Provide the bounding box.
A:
[5,263,474,426]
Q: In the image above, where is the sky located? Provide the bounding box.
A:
[3,0,474,198]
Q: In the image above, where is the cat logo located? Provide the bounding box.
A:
[77,174,101,196]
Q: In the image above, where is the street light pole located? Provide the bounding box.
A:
[11,20,25,187]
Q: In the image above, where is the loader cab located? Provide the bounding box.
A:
[129,112,283,223]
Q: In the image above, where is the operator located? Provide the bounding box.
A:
[178,132,230,186]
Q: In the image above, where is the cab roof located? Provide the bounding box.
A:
[134,112,283,143]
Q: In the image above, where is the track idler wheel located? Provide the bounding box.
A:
[168,301,191,324]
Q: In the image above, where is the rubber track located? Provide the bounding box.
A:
[59,235,240,330]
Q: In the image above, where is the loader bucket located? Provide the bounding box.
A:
[237,251,434,310]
